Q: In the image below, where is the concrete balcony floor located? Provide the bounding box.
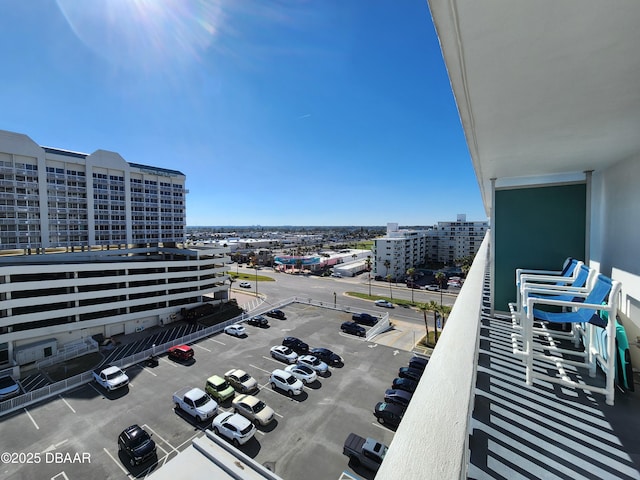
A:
[469,282,640,479]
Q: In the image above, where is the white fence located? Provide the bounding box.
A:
[0,295,380,417]
[36,338,99,369]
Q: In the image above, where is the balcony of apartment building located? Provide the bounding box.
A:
[377,3,640,479]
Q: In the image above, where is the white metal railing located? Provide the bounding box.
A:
[0,294,396,417]
[36,338,99,369]
[375,234,489,480]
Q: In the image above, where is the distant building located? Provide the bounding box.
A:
[0,130,230,373]
[373,223,430,281]
[373,216,489,280]
[426,214,489,265]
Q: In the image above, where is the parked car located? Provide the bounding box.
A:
[285,364,318,384]
[92,366,129,391]
[374,402,405,428]
[239,281,251,288]
[224,369,258,394]
[425,284,440,291]
[205,375,235,402]
[408,355,429,371]
[282,336,309,354]
[297,355,329,375]
[269,369,304,397]
[343,433,388,472]
[247,315,269,327]
[341,321,366,337]
[398,366,423,382]
[167,344,194,362]
[392,377,418,394]
[351,312,378,326]
[310,347,343,366]
[224,324,247,337]
[118,424,157,466]
[266,309,286,319]
[212,412,256,447]
[172,387,218,422]
[0,375,20,400]
[270,345,298,364]
[232,394,275,426]
[374,299,394,308]
[384,388,413,408]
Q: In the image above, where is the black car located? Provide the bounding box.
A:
[384,388,413,408]
[408,355,429,371]
[118,424,157,467]
[282,336,309,354]
[392,377,418,393]
[398,366,423,382]
[374,402,405,429]
[351,312,378,326]
[310,347,343,366]
[266,309,286,320]
[341,321,366,337]
[247,315,269,327]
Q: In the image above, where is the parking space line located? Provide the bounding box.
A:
[102,447,132,477]
[261,355,287,366]
[259,386,300,404]
[141,366,158,376]
[87,381,106,397]
[175,430,203,450]
[249,364,271,375]
[208,338,226,345]
[58,394,76,413]
[24,407,39,430]
[160,357,178,367]
[192,343,211,353]
[142,424,179,453]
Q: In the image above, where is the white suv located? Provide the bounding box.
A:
[269,369,304,397]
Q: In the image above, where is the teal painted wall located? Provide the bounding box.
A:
[494,183,586,311]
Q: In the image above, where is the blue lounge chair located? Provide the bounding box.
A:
[515,274,621,406]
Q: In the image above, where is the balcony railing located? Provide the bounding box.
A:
[376,234,488,480]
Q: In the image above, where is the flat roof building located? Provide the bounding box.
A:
[0,130,230,373]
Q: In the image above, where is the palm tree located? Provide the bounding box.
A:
[435,272,446,305]
[383,259,391,277]
[427,300,440,343]
[439,304,452,329]
[386,274,393,299]
[417,303,430,343]
[406,267,416,303]
[365,256,372,296]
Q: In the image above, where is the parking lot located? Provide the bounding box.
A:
[1,302,414,480]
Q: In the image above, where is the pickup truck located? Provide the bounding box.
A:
[172,387,218,422]
[92,365,129,391]
[343,433,388,472]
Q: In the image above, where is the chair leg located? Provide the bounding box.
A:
[525,315,533,385]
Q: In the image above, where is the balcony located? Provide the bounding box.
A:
[376,235,640,479]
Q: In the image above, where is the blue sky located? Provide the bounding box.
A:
[1,0,486,227]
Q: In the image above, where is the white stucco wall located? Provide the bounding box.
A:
[590,154,640,366]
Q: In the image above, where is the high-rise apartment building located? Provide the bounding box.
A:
[426,214,489,265]
[373,216,489,280]
[0,130,186,249]
[0,130,230,372]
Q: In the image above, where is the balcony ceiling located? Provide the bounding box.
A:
[428,0,640,213]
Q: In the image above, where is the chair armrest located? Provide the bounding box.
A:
[522,284,590,296]
[526,296,611,314]
[516,268,563,284]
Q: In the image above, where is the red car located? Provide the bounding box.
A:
[167,344,194,362]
